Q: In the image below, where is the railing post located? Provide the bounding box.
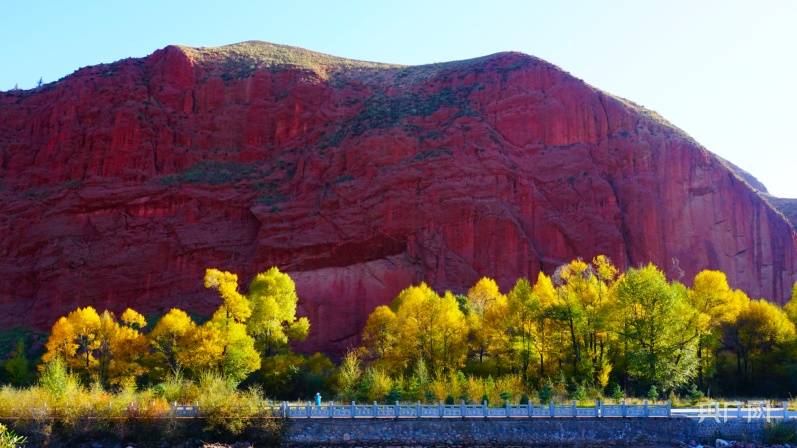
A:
[572,400,577,417]
[643,399,649,417]
[549,401,554,418]
[483,400,488,418]
[395,401,400,419]
[667,400,672,418]
[460,400,465,419]
[282,401,287,418]
[438,402,444,418]
[416,401,421,418]
[621,399,627,418]
[306,402,311,419]
[737,401,742,420]
[328,401,333,418]
[595,399,600,417]
[527,401,532,418]
[351,401,356,419]
[373,401,378,418]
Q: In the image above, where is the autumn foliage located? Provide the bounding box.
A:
[12,258,797,402]
[40,266,308,387]
[357,257,797,399]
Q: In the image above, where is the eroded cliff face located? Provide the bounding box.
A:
[1,42,795,353]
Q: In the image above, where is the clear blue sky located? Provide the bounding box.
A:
[2,0,795,197]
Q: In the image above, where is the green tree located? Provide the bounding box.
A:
[337,350,362,401]
[3,339,32,386]
[613,264,704,392]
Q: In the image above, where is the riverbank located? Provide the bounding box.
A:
[3,416,795,447]
[284,417,770,446]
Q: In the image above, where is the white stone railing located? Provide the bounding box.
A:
[274,400,673,419]
[168,400,795,420]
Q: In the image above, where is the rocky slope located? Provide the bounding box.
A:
[1,41,795,353]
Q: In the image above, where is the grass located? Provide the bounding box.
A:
[411,148,453,162]
[252,181,289,212]
[158,161,258,186]
[319,85,482,149]
[19,180,81,200]
[179,41,401,82]
[334,174,354,184]
[0,370,282,446]
[764,420,797,444]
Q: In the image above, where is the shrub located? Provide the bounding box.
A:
[519,394,530,405]
[570,384,587,401]
[159,161,257,186]
[463,376,485,404]
[647,385,659,401]
[0,423,27,448]
[764,421,797,445]
[538,380,553,404]
[195,371,268,436]
[687,384,704,405]
[480,393,489,405]
[495,375,523,403]
[609,383,624,402]
[3,339,33,386]
[153,369,198,404]
[429,376,450,402]
[336,351,361,401]
[384,385,402,404]
[445,395,455,405]
[357,367,392,402]
[39,357,76,400]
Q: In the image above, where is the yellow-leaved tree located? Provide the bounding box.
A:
[204,268,260,384]
[530,272,559,378]
[732,299,796,383]
[361,305,398,369]
[43,306,148,385]
[149,308,206,378]
[246,267,310,356]
[466,277,506,367]
[108,308,149,384]
[371,283,468,373]
[506,278,538,381]
[688,270,746,387]
[544,256,618,386]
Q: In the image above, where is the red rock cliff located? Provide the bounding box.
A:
[1,42,795,352]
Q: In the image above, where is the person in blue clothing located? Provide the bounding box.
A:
[315,392,322,406]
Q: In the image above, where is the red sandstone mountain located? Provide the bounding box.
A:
[1,41,795,353]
